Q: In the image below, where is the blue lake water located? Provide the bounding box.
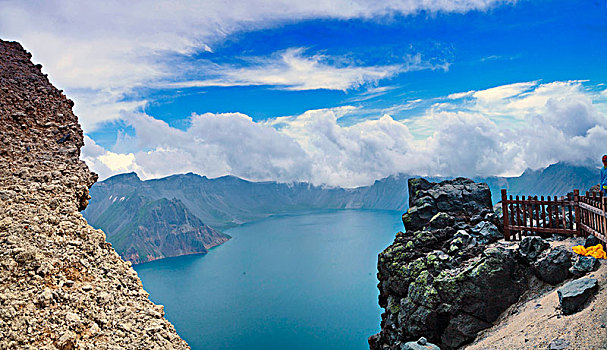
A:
[134,209,402,350]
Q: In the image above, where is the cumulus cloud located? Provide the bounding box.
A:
[82,80,607,186]
[409,80,607,176]
[81,136,140,180]
[119,112,312,181]
[0,0,512,130]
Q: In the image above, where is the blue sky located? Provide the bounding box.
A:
[2,0,607,186]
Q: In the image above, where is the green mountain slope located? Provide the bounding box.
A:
[92,193,229,264]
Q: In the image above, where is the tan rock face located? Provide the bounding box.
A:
[0,40,190,349]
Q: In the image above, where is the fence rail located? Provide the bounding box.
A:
[501,189,607,245]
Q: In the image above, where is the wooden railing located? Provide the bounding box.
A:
[578,191,607,244]
[501,189,607,244]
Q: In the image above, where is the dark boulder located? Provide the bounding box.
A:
[517,236,550,264]
[402,177,493,232]
[436,247,527,348]
[533,246,573,285]
[569,255,600,277]
[470,221,501,244]
[557,278,598,315]
[584,234,600,248]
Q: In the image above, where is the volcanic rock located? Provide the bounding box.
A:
[0,40,189,349]
[533,246,573,285]
[585,234,601,248]
[370,178,528,350]
[569,255,600,277]
[517,236,550,263]
[557,278,599,315]
[402,337,441,350]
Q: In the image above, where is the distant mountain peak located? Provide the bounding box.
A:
[105,172,141,184]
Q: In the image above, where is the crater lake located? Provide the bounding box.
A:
[134,209,402,349]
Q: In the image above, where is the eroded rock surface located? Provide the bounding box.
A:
[558,278,599,315]
[370,178,526,349]
[0,40,189,349]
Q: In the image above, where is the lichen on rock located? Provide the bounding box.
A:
[370,177,527,349]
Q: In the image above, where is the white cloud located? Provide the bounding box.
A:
[121,112,312,181]
[447,91,474,99]
[81,136,140,180]
[0,0,512,131]
[166,48,409,91]
[472,81,537,104]
[98,153,138,173]
[408,80,607,176]
[81,80,607,186]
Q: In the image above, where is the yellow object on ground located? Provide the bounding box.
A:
[572,244,607,259]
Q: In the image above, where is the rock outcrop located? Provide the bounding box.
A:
[370,178,525,349]
[0,40,189,348]
[370,177,605,349]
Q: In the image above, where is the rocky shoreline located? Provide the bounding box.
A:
[0,40,189,349]
[370,177,605,349]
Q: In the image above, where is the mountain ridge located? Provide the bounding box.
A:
[84,162,600,263]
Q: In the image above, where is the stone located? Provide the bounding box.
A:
[493,203,503,222]
[429,212,455,228]
[470,221,502,244]
[558,278,598,315]
[56,132,71,144]
[63,280,75,288]
[65,312,82,328]
[402,177,492,232]
[533,246,572,285]
[97,291,111,305]
[549,338,570,350]
[584,235,601,248]
[437,247,526,348]
[36,287,53,307]
[517,236,550,263]
[55,330,77,350]
[569,255,600,277]
[402,337,441,350]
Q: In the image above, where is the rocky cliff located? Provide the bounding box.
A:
[370,177,605,349]
[369,178,521,349]
[0,40,189,349]
[90,191,230,264]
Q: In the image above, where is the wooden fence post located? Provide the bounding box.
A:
[501,189,510,241]
[602,194,606,239]
[574,189,581,237]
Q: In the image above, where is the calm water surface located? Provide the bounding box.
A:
[134,209,402,350]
